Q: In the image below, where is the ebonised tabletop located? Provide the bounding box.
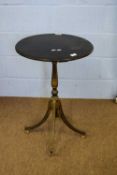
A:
[15,34,93,62]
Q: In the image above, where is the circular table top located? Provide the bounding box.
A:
[15,34,93,62]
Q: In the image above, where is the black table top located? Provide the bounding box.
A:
[15,34,93,62]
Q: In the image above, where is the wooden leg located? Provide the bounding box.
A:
[24,101,51,133]
[57,100,86,136]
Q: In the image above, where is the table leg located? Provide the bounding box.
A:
[57,99,86,136]
[24,107,50,133]
[61,112,86,136]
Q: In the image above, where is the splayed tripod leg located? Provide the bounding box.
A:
[56,99,86,136]
[24,102,51,133]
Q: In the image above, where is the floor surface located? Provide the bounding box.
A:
[0,97,117,175]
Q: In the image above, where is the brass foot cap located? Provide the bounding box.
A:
[24,128,30,134]
[80,133,87,138]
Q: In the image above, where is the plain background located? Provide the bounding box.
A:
[0,0,117,99]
